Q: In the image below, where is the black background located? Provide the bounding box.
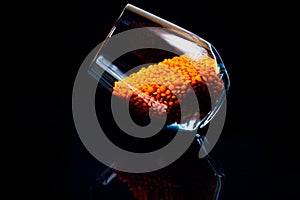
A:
[12,0,299,199]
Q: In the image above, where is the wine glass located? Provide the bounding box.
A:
[86,3,230,200]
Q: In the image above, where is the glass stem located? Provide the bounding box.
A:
[196,133,225,200]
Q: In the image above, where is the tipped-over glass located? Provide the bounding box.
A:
[87,4,230,200]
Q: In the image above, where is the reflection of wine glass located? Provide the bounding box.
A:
[88,3,230,200]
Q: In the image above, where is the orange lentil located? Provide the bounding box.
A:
[112,54,223,125]
[159,85,167,93]
[195,75,201,81]
[147,86,154,93]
